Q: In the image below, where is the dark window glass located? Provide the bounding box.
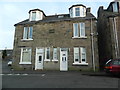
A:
[39,56,42,62]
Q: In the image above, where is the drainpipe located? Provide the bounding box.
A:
[90,18,96,72]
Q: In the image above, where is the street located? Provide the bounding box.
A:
[2,71,120,88]
[1,60,120,88]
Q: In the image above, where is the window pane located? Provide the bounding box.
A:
[29,27,33,39]
[83,8,86,16]
[46,48,50,59]
[39,56,42,62]
[74,48,79,63]
[80,23,85,37]
[53,48,57,60]
[112,60,120,65]
[23,27,29,39]
[70,8,73,17]
[113,2,118,12]
[81,47,86,62]
[22,49,31,62]
[73,23,79,37]
[75,8,80,16]
[32,12,36,21]
[80,7,86,17]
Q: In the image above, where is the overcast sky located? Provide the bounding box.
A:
[0,0,112,50]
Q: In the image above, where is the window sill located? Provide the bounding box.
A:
[52,60,58,61]
[44,59,51,61]
[73,63,88,65]
[72,16,86,18]
[21,39,33,41]
[19,62,32,64]
[72,37,87,39]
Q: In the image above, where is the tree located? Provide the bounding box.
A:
[2,49,7,60]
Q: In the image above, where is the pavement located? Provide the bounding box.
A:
[1,60,120,78]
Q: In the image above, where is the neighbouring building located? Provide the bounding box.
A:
[13,4,99,71]
[97,0,120,70]
[1,49,13,60]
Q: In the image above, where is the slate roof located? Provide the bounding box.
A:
[14,13,96,26]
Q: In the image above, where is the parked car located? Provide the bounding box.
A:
[7,59,12,66]
[104,58,120,75]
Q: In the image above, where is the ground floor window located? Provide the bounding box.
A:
[45,47,50,61]
[53,48,58,61]
[19,48,32,64]
[80,47,86,63]
[73,47,88,65]
[74,47,79,63]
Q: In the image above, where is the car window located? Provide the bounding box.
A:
[112,60,120,65]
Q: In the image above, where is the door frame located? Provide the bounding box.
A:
[60,48,68,71]
[35,47,44,70]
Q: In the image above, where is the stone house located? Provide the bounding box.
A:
[97,0,120,70]
[13,4,99,71]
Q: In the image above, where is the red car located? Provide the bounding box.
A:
[104,59,120,74]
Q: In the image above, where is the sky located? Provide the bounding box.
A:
[0,0,113,50]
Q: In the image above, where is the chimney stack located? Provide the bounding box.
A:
[86,7,91,13]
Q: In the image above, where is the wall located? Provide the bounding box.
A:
[13,18,99,71]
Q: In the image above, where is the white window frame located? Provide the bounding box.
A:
[32,12,36,21]
[80,47,87,63]
[29,27,33,39]
[19,48,32,64]
[73,23,79,37]
[73,47,80,64]
[80,23,85,37]
[70,8,73,17]
[112,2,118,12]
[22,27,33,41]
[73,47,88,65]
[52,48,58,61]
[44,47,50,61]
[73,23,87,38]
[75,7,80,17]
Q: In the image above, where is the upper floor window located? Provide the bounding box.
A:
[80,23,85,37]
[73,23,79,37]
[23,27,33,40]
[70,8,73,17]
[32,12,36,21]
[69,5,86,18]
[75,8,80,16]
[112,2,118,12]
[73,23,86,38]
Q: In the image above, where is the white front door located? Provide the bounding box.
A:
[35,48,44,70]
[60,49,68,71]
